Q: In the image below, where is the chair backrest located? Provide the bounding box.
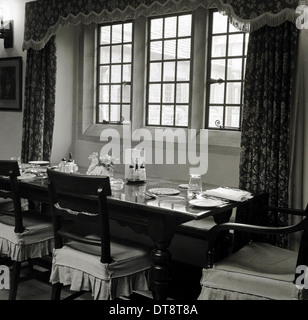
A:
[0,160,23,233]
[47,168,112,263]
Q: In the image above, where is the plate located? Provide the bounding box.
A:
[148,188,180,196]
[28,161,49,165]
[17,173,36,180]
[189,198,226,208]
[178,184,189,189]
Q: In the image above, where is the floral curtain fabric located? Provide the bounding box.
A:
[238,22,298,247]
[23,0,300,50]
[21,36,57,163]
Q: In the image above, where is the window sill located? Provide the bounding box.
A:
[82,123,240,149]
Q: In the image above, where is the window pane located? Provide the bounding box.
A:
[210,83,225,104]
[100,46,110,64]
[123,44,131,63]
[178,15,192,37]
[112,24,122,43]
[163,83,175,103]
[111,65,121,83]
[123,23,132,42]
[164,16,177,38]
[123,64,131,82]
[177,38,191,59]
[226,82,241,104]
[208,106,223,128]
[122,104,131,121]
[177,61,190,81]
[226,58,242,80]
[163,62,175,81]
[150,41,163,61]
[122,85,130,103]
[211,36,227,57]
[245,33,249,55]
[99,104,109,122]
[162,105,174,125]
[164,40,176,60]
[100,26,110,45]
[100,66,110,83]
[148,105,161,125]
[225,106,240,127]
[212,13,227,34]
[151,19,163,39]
[111,45,122,63]
[175,105,189,126]
[150,62,162,82]
[228,34,244,56]
[99,85,109,102]
[229,22,238,33]
[149,84,161,103]
[110,85,121,102]
[176,83,189,103]
[210,59,226,80]
[110,105,121,121]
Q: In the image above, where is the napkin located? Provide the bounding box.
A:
[203,187,253,202]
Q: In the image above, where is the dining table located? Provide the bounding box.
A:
[12,166,264,300]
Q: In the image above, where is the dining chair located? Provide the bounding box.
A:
[0,160,54,300]
[198,203,308,300]
[46,168,152,300]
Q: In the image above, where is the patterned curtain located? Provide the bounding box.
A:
[239,22,298,246]
[21,36,57,163]
[22,0,299,50]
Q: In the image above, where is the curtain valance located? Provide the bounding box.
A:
[23,0,300,50]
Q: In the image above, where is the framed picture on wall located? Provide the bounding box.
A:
[0,57,22,111]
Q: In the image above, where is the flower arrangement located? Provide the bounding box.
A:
[86,152,115,176]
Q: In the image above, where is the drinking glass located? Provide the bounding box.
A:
[187,174,202,199]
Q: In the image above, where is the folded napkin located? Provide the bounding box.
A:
[203,187,253,202]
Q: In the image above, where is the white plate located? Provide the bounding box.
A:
[28,161,49,165]
[17,173,36,180]
[189,198,226,208]
[148,188,180,196]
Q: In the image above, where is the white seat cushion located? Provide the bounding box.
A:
[0,212,54,261]
[50,237,152,300]
[198,242,307,300]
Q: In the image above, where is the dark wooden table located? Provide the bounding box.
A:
[16,172,256,300]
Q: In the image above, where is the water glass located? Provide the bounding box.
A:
[187,174,202,199]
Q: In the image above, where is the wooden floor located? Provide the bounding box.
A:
[0,261,202,300]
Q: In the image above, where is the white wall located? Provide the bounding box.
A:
[51,25,78,165]
[0,0,28,160]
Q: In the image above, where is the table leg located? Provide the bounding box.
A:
[147,215,177,300]
[213,209,233,261]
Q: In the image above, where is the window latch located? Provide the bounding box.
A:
[208,78,224,85]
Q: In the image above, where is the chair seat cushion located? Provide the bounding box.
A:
[50,236,152,299]
[198,242,306,300]
[0,211,54,261]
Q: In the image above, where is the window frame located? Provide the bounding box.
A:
[145,13,193,128]
[96,20,134,125]
[205,9,248,131]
